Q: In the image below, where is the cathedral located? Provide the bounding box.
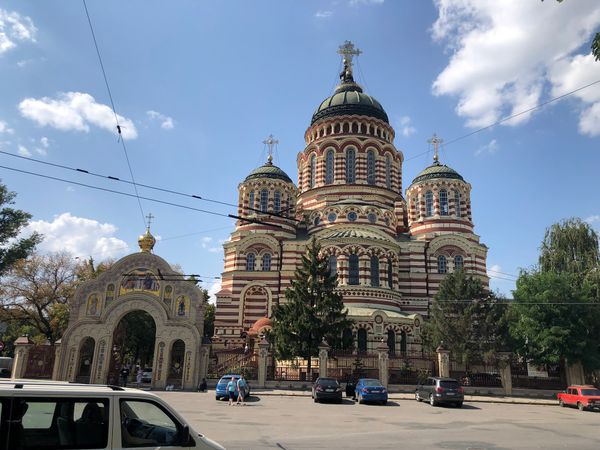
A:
[213,42,489,354]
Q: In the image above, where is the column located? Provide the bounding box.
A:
[377,340,389,388]
[436,344,450,378]
[257,337,270,388]
[318,339,330,378]
[51,341,62,381]
[359,255,369,286]
[198,344,211,381]
[497,352,513,395]
[11,335,32,378]
[338,254,348,285]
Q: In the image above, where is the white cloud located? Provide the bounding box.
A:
[487,264,502,278]
[207,278,222,305]
[349,0,384,6]
[475,138,498,156]
[431,0,600,133]
[315,10,333,19]
[40,136,49,148]
[0,120,14,134]
[146,110,175,130]
[397,115,416,137]
[18,92,138,139]
[17,144,31,157]
[0,8,37,54]
[23,212,130,260]
[586,215,600,224]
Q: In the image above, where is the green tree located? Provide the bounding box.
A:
[0,181,41,276]
[272,239,352,375]
[424,269,508,365]
[204,303,215,338]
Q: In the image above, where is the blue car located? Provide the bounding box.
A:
[215,374,251,401]
[354,378,388,405]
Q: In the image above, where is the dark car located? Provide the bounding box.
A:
[415,377,464,407]
[354,378,388,405]
[312,377,343,403]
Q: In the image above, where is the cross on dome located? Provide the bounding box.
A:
[263,134,279,164]
[337,40,361,82]
[145,212,155,231]
[428,133,444,163]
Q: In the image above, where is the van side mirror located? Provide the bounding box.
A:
[178,424,190,446]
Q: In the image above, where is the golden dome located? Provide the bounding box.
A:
[138,228,156,253]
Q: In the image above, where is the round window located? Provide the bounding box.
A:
[313,216,320,226]
[367,213,377,223]
[328,212,337,222]
[347,212,358,222]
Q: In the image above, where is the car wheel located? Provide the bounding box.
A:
[578,402,585,411]
[314,397,319,403]
[215,396,220,401]
[559,399,565,407]
[456,402,463,408]
[429,394,437,407]
[415,392,421,402]
[381,400,387,406]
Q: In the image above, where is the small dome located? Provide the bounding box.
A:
[244,158,293,184]
[311,82,389,125]
[250,317,273,332]
[411,161,464,185]
[138,229,156,253]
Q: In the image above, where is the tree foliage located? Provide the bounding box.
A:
[272,239,352,365]
[0,181,41,277]
[423,269,509,364]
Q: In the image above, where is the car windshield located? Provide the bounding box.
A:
[581,389,600,396]
[362,379,382,387]
[440,380,460,389]
[318,379,339,387]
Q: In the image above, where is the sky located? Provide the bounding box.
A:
[1,0,599,300]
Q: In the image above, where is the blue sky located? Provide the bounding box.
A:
[1,0,599,299]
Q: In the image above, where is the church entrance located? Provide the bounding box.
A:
[107,310,156,386]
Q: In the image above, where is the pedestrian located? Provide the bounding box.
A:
[236,375,248,405]
[120,365,130,387]
[226,377,237,406]
[198,378,207,392]
[244,343,249,355]
[136,366,143,387]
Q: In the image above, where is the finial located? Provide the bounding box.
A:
[428,133,443,164]
[138,212,156,253]
[263,134,278,165]
[145,212,154,231]
[337,40,361,83]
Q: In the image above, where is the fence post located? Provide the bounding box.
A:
[318,339,329,378]
[436,344,450,378]
[257,337,269,388]
[198,344,210,381]
[51,341,62,381]
[497,352,512,395]
[377,340,389,388]
[11,335,33,379]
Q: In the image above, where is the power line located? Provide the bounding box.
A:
[82,0,145,226]
[405,78,600,162]
[435,300,600,306]
[0,163,283,229]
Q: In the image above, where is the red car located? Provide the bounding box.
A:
[557,385,600,411]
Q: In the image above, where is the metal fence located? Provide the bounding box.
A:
[389,351,437,385]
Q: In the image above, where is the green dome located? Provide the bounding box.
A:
[411,161,464,185]
[311,82,389,125]
[244,160,293,184]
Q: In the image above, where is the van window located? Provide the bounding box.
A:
[120,399,186,448]
[6,397,109,450]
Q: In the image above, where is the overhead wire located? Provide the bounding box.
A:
[82,0,145,226]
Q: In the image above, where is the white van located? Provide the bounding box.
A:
[0,380,225,450]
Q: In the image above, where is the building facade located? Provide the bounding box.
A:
[214,42,489,354]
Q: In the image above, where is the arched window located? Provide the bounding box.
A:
[262,253,272,271]
[342,328,353,348]
[455,190,461,217]
[439,189,449,216]
[400,331,407,354]
[246,253,256,271]
[437,255,447,274]
[370,255,379,287]
[328,255,337,277]
[454,255,464,271]
[425,191,433,217]
[348,254,359,285]
[309,154,316,188]
[248,190,254,211]
[260,189,268,212]
[325,150,334,184]
[385,154,392,189]
[357,328,367,353]
[387,329,395,355]
[274,191,281,213]
[346,148,356,183]
[367,150,376,185]
[387,259,394,289]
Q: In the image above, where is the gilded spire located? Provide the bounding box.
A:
[138,213,156,252]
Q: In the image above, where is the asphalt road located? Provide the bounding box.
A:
[156,392,599,450]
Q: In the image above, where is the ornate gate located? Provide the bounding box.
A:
[24,344,56,379]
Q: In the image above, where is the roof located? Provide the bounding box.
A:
[411,161,464,185]
[0,380,160,397]
[244,160,293,184]
[320,228,392,243]
[345,306,416,319]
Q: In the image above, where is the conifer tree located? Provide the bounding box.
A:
[272,238,352,376]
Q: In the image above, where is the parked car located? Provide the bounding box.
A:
[0,379,225,450]
[415,376,464,407]
[215,374,251,401]
[354,378,388,405]
[557,385,600,411]
[312,377,343,403]
[141,367,152,383]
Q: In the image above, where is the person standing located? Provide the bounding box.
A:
[136,366,143,387]
[120,366,130,387]
[226,377,236,406]
[237,375,247,405]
